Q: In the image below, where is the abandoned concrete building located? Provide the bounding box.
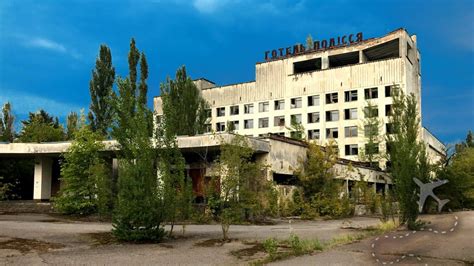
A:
[154,28,445,166]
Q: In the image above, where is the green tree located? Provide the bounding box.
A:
[386,90,430,228]
[214,135,270,240]
[455,130,474,153]
[66,112,79,140]
[360,101,382,167]
[88,45,115,137]
[54,116,110,215]
[306,34,313,50]
[0,102,15,142]
[18,110,64,142]
[287,116,305,140]
[160,66,209,136]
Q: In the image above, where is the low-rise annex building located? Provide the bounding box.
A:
[154,28,445,166]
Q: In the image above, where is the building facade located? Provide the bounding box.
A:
[154,28,445,165]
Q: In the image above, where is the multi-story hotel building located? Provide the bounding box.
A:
[154,28,445,165]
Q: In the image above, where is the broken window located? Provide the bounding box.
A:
[293,58,322,74]
[364,87,378,99]
[274,99,285,110]
[365,143,379,154]
[205,109,212,118]
[230,105,239,115]
[326,110,339,122]
[291,114,302,124]
[290,97,302,109]
[364,106,379,118]
[204,123,211,133]
[386,123,394,134]
[344,126,358,137]
[385,85,394,97]
[308,129,320,140]
[230,120,239,130]
[244,119,254,129]
[259,117,269,128]
[274,116,285,127]
[363,38,399,62]
[308,95,320,106]
[216,122,225,132]
[329,51,359,68]
[307,112,320,123]
[345,144,358,156]
[217,107,225,117]
[385,104,392,116]
[326,92,338,104]
[326,128,339,139]
[259,102,269,112]
[155,115,162,125]
[344,90,358,102]
[344,108,358,120]
[364,124,378,137]
[244,104,254,114]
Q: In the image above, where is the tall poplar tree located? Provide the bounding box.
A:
[160,66,209,136]
[88,45,115,137]
[66,112,79,140]
[0,102,15,142]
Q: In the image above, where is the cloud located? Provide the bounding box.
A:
[22,36,82,59]
[0,89,84,118]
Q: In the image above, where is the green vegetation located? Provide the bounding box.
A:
[66,112,79,140]
[54,114,111,215]
[359,100,382,167]
[0,102,15,142]
[386,90,430,229]
[18,110,65,142]
[88,45,116,137]
[111,40,164,242]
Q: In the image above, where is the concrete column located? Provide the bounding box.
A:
[33,156,53,200]
[359,50,367,63]
[321,54,329,69]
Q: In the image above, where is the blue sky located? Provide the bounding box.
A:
[0,0,473,145]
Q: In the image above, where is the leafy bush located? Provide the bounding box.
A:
[263,238,278,259]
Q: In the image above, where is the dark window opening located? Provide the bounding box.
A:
[385,105,392,116]
[273,173,298,185]
[364,38,400,61]
[293,58,322,74]
[328,51,359,68]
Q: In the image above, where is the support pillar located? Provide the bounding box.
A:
[33,156,53,200]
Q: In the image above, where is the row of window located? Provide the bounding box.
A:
[213,86,396,117]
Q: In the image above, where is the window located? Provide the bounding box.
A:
[244,104,254,114]
[216,122,225,132]
[274,100,285,110]
[205,109,211,118]
[386,123,394,134]
[364,106,379,118]
[326,110,339,122]
[290,97,302,108]
[156,115,162,124]
[344,90,358,102]
[364,125,378,137]
[308,95,320,106]
[385,105,392,116]
[217,107,225,117]
[293,58,322,74]
[244,119,254,129]
[385,85,394,97]
[259,118,269,128]
[328,51,359,68]
[291,114,302,124]
[344,126,358,137]
[308,129,320,140]
[345,144,358,156]
[204,123,211,133]
[291,131,303,139]
[230,120,239,130]
[230,105,239,115]
[326,128,339,138]
[307,112,320,123]
[259,102,269,112]
[326,92,338,104]
[364,87,378,99]
[344,108,358,120]
[365,143,379,154]
[274,116,285,127]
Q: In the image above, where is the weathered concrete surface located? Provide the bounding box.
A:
[0,213,379,265]
[271,211,474,265]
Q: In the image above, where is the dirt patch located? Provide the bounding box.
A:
[49,213,112,223]
[230,241,265,260]
[194,238,237,247]
[82,232,118,246]
[0,237,65,254]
